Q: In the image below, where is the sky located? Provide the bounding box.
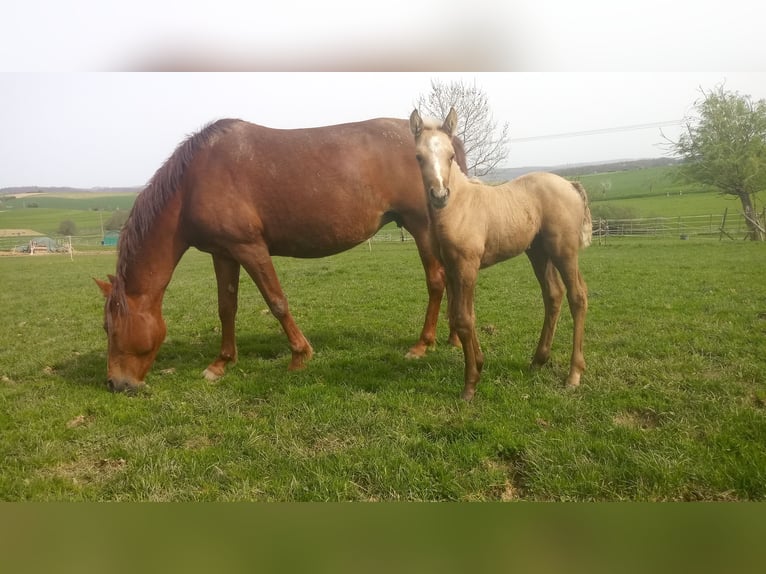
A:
[1,1,764,188]
[2,73,765,188]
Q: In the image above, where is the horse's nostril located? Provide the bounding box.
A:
[107,378,115,392]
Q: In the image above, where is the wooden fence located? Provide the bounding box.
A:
[2,210,763,254]
[593,210,764,242]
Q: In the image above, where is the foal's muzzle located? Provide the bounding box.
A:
[429,186,450,209]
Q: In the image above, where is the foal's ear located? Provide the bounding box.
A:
[409,109,424,137]
[94,277,113,298]
[443,107,458,136]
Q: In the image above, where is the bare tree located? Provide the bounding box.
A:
[415,79,510,177]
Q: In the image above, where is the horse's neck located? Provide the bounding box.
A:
[449,168,484,208]
[121,198,189,304]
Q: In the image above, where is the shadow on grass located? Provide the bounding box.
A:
[55,326,465,394]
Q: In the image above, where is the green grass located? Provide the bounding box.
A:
[0,193,136,247]
[1,238,764,501]
[577,166,744,218]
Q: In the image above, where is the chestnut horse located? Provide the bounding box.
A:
[95,117,466,392]
[409,108,592,400]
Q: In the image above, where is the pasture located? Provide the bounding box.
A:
[1,237,764,501]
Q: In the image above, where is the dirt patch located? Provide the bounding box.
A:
[45,456,127,486]
[613,408,661,430]
[0,229,42,237]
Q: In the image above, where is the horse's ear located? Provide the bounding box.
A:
[94,277,113,298]
[409,109,424,137]
[443,107,458,136]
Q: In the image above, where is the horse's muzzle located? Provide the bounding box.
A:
[107,377,145,393]
[429,187,450,209]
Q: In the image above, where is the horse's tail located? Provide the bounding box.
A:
[571,181,593,248]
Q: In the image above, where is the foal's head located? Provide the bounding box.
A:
[409,107,459,209]
[95,276,166,392]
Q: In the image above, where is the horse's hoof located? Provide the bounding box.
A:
[565,373,582,390]
[460,388,476,401]
[202,367,222,382]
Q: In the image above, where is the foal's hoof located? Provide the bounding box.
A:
[565,373,582,390]
[460,388,476,402]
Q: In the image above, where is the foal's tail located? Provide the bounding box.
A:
[571,181,593,248]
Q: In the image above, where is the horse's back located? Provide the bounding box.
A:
[498,172,590,252]
[179,118,424,257]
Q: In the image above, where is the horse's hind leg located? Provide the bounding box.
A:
[203,254,241,381]
[230,241,313,370]
[554,254,588,388]
[527,246,565,369]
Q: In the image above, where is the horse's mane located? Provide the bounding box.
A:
[452,136,468,175]
[116,119,241,283]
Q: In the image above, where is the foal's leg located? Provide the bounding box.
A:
[203,254,241,381]
[229,241,313,370]
[526,247,565,369]
[447,263,484,401]
[553,253,588,388]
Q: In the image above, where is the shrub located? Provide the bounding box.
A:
[58,220,78,235]
[105,210,129,231]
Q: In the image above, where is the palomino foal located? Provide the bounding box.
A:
[410,108,592,400]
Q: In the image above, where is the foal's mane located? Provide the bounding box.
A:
[115,119,240,284]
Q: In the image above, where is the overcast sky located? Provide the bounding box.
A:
[1,1,764,188]
[2,73,765,188]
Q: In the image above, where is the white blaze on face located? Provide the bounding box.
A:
[427,135,445,192]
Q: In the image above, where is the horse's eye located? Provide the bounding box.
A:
[415,154,424,164]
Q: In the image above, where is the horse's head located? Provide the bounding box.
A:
[94,276,166,392]
[409,107,459,209]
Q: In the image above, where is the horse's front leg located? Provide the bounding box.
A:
[203,254,241,381]
[447,264,483,400]
[405,226,459,358]
[230,241,313,371]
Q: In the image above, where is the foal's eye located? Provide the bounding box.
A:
[415,154,424,164]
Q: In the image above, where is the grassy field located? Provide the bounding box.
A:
[1,237,764,501]
[0,192,136,247]
[577,166,742,218]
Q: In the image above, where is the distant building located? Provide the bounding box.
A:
[102,231,120,246]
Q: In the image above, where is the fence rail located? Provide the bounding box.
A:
[1,210,762,254]
[594,211,762,241]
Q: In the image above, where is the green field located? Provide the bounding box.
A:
[1,237,764,501]
[577,166,742,219]
[0,192,136,249]
[1,168,765,501]
[0,168,754,250]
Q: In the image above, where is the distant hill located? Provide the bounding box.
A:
[2,157,683,194]
[487,157,683,182]
[0,186,142,195]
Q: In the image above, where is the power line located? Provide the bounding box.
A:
[509,120,683,143]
